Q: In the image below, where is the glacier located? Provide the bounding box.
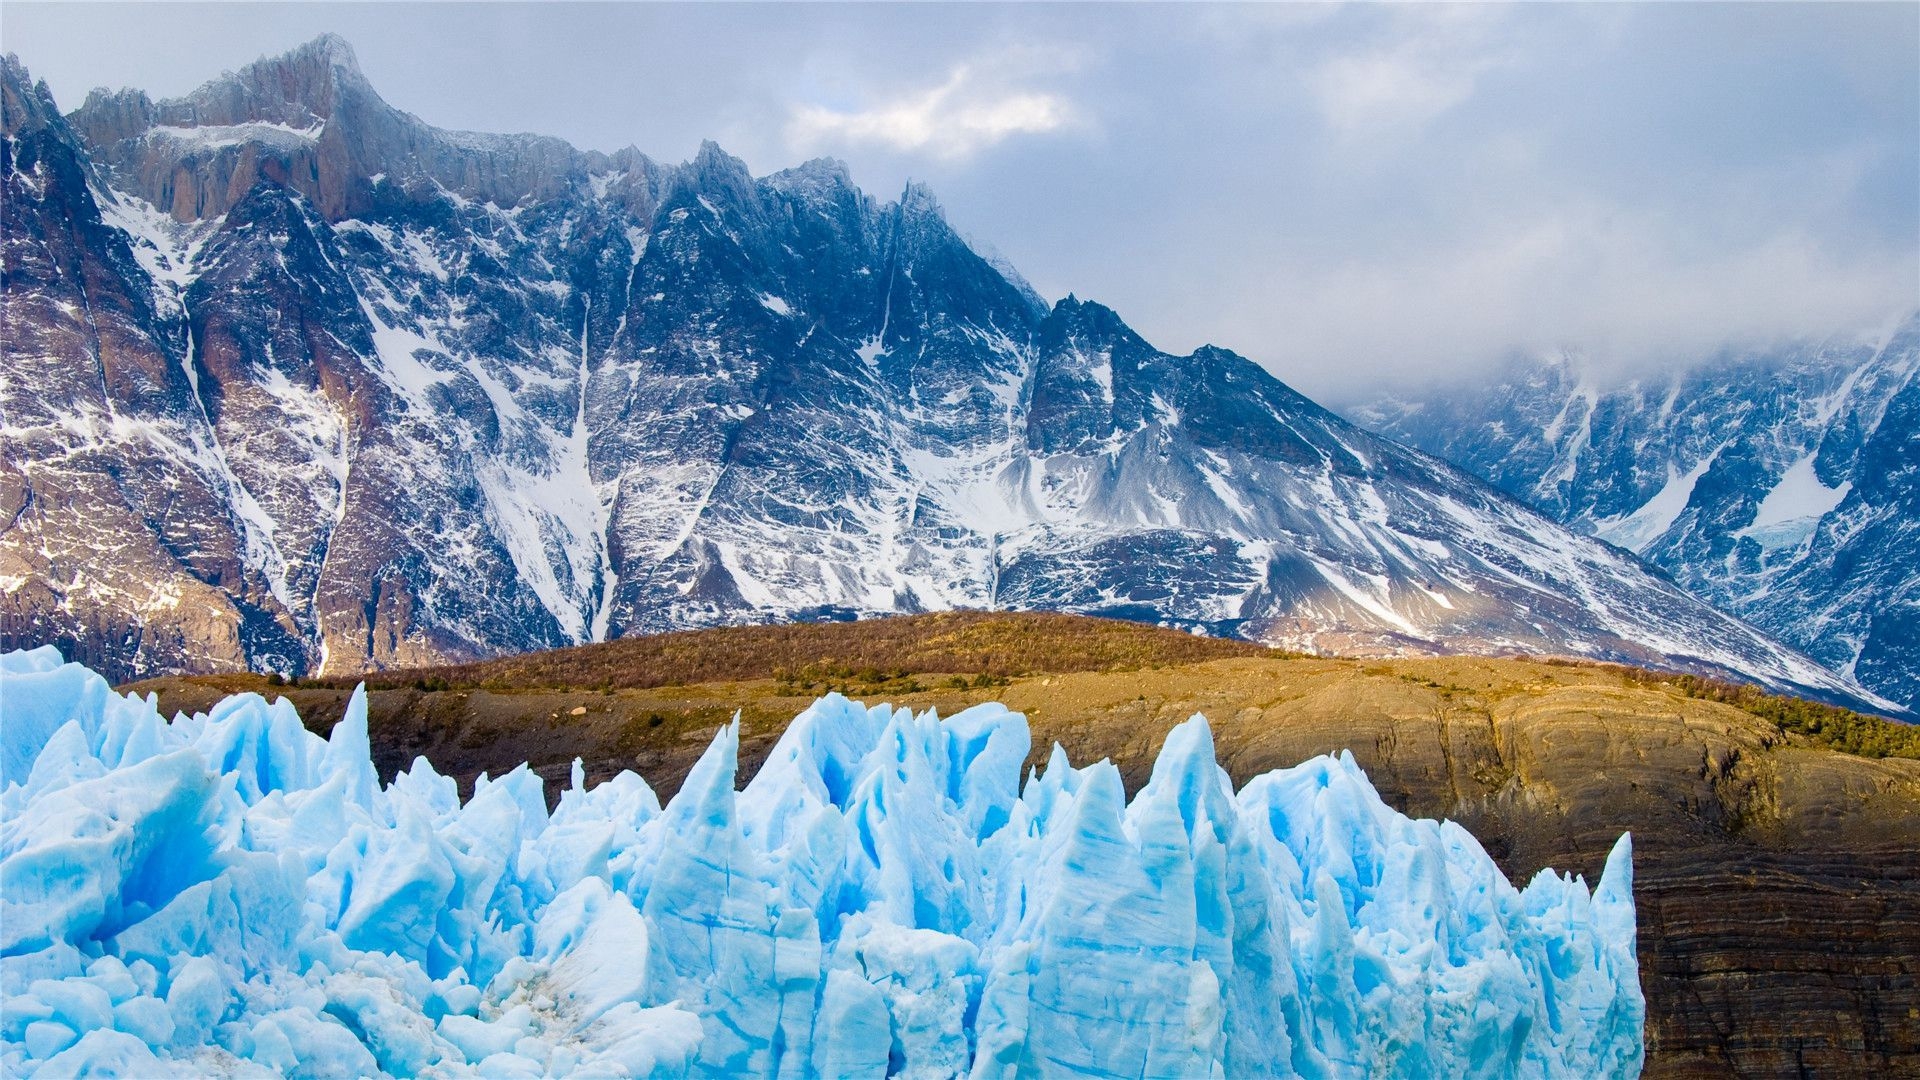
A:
[0,646,1644,1078]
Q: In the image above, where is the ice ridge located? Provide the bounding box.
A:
[0,647,1643,1077]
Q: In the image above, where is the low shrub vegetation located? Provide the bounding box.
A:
[1552,660,1920,760]
[1664,675,1920,759]
[320,611,1278,693]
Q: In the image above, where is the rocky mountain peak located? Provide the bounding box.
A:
[1042,293,1134,340]
[673,139,758,211]
[1,54,62,137]
[181,31,373,126]
[66,86,155,149]
[763,156,855,204]
[56,38,592,222]
[302,32,363,76]
[897,178,943,216]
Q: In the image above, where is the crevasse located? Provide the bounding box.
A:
[0,646,1644,1078]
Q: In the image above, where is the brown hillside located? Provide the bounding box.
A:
[311,610,1278,691]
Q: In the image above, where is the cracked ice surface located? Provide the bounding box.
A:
[0,646,1643,1077]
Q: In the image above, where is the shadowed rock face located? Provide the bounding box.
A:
[128,633,1920,1078]
[1,37,1896,717]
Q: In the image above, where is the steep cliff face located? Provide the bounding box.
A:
[0,55,270,676]
[0,39,1893,713]
[1770,373,1920,706]
[68,34,587,223]
[1357,322,1920,709]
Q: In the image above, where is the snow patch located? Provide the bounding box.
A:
[1739,453,1852,551]
[1593,454,1715,554]
[148,121,324,150]
[357,299,456,407]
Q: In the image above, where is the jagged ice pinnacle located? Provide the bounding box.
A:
[0,647,1643,1077]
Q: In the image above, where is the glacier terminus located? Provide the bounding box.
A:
[0,647,1643,1077]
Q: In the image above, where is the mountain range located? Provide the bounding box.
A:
[0,35,1893,712]
[1357,323,1919,711]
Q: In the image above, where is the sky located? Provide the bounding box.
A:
[5,2,1916,402]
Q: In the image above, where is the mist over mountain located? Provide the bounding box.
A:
[1357,323,1920,710]
[0,36,1892,713]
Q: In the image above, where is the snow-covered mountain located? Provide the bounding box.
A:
[1356,321,1920,711]
[0,37,1891,711]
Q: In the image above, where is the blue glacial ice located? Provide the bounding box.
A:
[0,646,1643,1077]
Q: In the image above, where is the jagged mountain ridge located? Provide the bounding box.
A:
[1356,325,1920,709]
[0,37,1890,712]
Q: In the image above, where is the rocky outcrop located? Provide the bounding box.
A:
[69,33,597,223]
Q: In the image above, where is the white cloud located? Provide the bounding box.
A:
[1303,7,1531,135]
[1311,50,1484,133]
[1211,204,1919,399]
[786,61,1078,161]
